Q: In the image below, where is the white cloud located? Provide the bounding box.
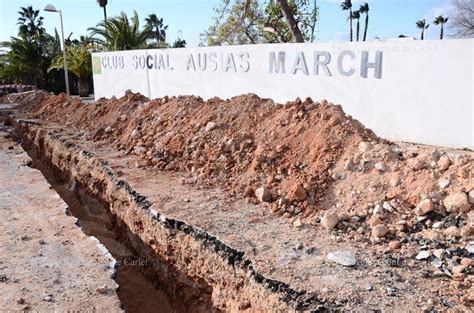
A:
[424,0,454,20]
[332,31,347,42]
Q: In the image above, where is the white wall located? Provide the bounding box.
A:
[92,39,474,149]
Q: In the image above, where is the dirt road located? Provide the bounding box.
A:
[0,127,121,311]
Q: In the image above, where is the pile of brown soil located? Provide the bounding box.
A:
[6,90,47,107]
[26,92,473,243]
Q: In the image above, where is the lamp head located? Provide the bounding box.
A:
[44,4,59,12]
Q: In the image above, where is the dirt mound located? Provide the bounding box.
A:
[25,92,473,243]
[29,92,375,201]
[6,90,47,108]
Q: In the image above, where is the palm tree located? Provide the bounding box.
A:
[48,43,93,96]
[17,6,45,37]
[145,14,168,43]
[172,38,186,48]
[352,10,361,41]
[88,11,152,50]
[433,15,449,39]
[0,36,45,85]
[416,19,429,40]
[341,0,353,42]
[359,2,369,41]
[97,0,108,22]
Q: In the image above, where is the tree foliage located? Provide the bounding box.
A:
[416,19,429,40]
[88,11,152,50]
[172,38,187,48]
[433,15,448,39]
[201,0,318,46]
[17,6,45,38]
[340,0,353,42]
[145,13,168,43]
[48,43,93,80]
[359,2,369,41]
[1,3,184,94]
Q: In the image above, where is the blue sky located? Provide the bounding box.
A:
[0,0,455,46]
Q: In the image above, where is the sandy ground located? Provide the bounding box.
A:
[0,128,121,311]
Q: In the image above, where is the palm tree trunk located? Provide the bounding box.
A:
[103,6,107,22]
[349,9,353,42]
[440,24,444,39]
[421,29,424,40]
[275,0,305,43]
[356,19,360,41]
[78,78,89,97]
[363,14,369,41]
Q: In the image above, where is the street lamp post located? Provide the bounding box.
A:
[44,4,70,98]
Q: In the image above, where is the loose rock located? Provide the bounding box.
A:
[438,179,450,189]
[415,250,431,260]
[408,158,425,171]
[443,226,461,238]
[432,249,445,260]
[321,210,339,232]
[96,285,109,294]
[327,250,357,266]
[443,192,470,213]
[414,199,433,216]
[389,240,401,250]
[283,181,308,202]
[437,155,451,171]
[468,190,474,204]
[375,162,387,172]
[372,224,389,237]
[255,187,272,203]
[358,141,372,152]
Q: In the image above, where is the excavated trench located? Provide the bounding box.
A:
[7,118,329,312]
[16,127,200,312]
[8,122,217,312]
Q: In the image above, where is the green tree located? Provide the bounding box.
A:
[351,10,361,41]
[0,36,44,85]
[172,38,186,48]
[359,2,369,41]
[202,0,318,45]
[17,6,45,38]
[275,0,304,42]
[88,11,152,50]
[433,15,448,39]
[203,0,262,45]
[97,0,109,22]
[145,13,168,43]
[341,0,353,42]
[416,19,429,40]
[48,43,93,96]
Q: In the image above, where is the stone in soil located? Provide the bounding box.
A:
[321,210,339,231]
[415,250,431,260]
[327,250,357,267]
[437,155,451,171]
[255,187,272,203]
[389,240,401,250]
[443,192,470,213]
[414,199,434,216]
[468,190,474,204]
[437,179,450,189]
[372,224,389,237]
[375,161,387,172]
